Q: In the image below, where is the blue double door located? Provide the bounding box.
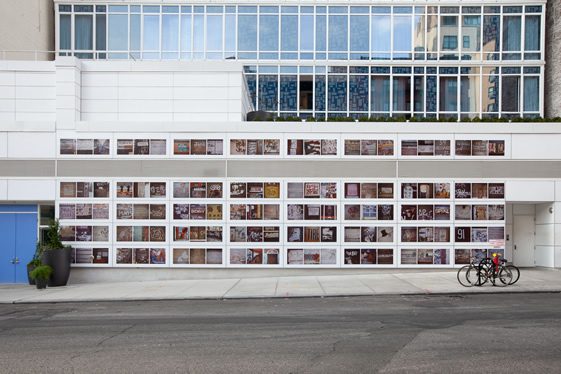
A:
[0,205,38,283]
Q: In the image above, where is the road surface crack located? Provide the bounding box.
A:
[96,324,135,347]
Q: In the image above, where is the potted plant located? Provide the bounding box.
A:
[27,242,44,285]
[30,265,53,290]
[40,219,72,287]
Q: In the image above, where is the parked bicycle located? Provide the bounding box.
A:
[457,254,520,287]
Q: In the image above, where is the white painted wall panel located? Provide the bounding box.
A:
[0,86,14,99]
[15,72,55,87]
[81,99,119,113]
[82,72,118,87]
[535,246,554,267]
[0,71,15,85]
[506,181,555,202]
[0,112,15,121]
[0,99,15,112]
[118,86,172,100]
[15,112,56,121]
[0,180,7,200]
[0,132,6,157]
[173,73,228,86]
[7,132,55,158]
[512,134,561,159]
[7,179,56,201]
[81,86,118,100]
[555,247,561,268]
[15,86,56,99]
[119,72,173,87]
[535,224,554,246]
[15,99,55,113]
[536,203,554,224]
[119,100,173,113]
[173,100,229,113]
[119,112,173,121]
[173,87,229,100]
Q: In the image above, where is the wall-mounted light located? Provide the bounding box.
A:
[549,206,554,214]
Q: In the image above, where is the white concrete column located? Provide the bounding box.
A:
[55,57,81,125]
[554,181,561,268]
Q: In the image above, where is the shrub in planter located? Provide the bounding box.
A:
[27,242,44,285]
[40,220,72,287]
[30,265,53,290]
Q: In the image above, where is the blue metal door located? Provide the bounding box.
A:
[0,205,38,283]
[0,214,16,283]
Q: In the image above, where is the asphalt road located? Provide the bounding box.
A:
[1,293,561,373]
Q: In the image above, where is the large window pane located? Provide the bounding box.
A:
[523,77,539,112]
[501,76,520,112]
[393,16,412,54]
[162,15,179,51]
[462,15,480,58]
[206,15,223,51]
[393,77,411,112]
[300,15,314,51]
[439,77,458,112]
[328,15,348,52]
[280,75,297,111]
[371,76,390,112]
[259,15,278,51]
[482,70,499,113]
[143,15,159,50]
[483,15,500,59]
[258,75,278,111]
[225,15,236,53]
[426,75,437,112]
[440,16,458,59]
[328,75,347,111]
[96,14,106,51]
[180,15,192,53]
[316,15,326,51]
[281,15,298,51]
[315,75,326,111]
[503,16,521,51]
[238,15,257,51]
[350,16,369,51]
[371,15,390,54]
[108,14,128,50]
[75,15,93,50]
[460,76,480,112]
[414,76,424,112]
[193,15,204,52]
[349,75,368,111]
[60,14,71,50]
[130,14,140,51]
[413,15,425,58]
[426,15,438,58]
[525,15,540,51]
[299,75,313,110]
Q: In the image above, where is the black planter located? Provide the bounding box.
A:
[41,248,71,287]
[35,278,48,290]
[27,264,36,285]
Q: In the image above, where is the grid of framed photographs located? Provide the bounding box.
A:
[455,140,505,157]
[343,139,395,156]
[173,139,224,156]
[399,139,507,157]
[56,135,508,159]
[117,139,167,155]
[56,178,505,268]
[287,139,338,156]
[60,138,110,155]
[230,139,281,156]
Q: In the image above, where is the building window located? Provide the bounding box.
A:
[463,36,470,49]
[442,36,458,50]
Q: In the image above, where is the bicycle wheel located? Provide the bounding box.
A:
[466,266,488,286]
[492,267,513,287]
[457,265,473,287]
[506,265,520,285]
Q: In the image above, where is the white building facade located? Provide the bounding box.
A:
[1,0,560,283]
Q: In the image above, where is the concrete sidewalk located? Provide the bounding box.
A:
[1,269,560,304]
